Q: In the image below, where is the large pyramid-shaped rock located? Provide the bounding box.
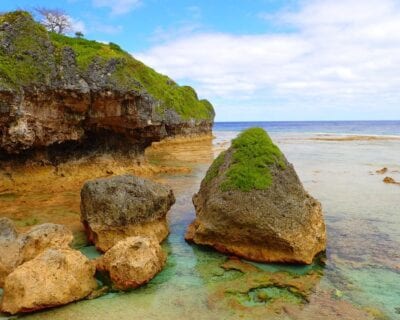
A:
[185,128,326,264]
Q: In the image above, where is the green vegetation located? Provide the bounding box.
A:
[204,151,226,184]
[0,11,214,120]
[221,128,286,192]
[0,11,52,89]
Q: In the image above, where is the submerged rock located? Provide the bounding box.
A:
[1,248,97,314]
[0,220,73,287]
[81,174,175,252]
[185,128,326,264]
[376,167,388,174]
[96,236,166,290]
[383,176,400,185]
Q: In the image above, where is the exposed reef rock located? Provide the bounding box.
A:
[186,128,326,264]
[81,174,175,252]
[0,11,214,162]
[1,248,97,314]
[383,176,400,185]
[0,219,73,286]
[96,236,166,290]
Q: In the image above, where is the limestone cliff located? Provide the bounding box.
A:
[0,11,214,161]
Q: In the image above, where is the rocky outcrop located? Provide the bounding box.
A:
[1,248,97,314]
[383,176,400,185]
[185,128,326,264]
[96,236,166,290]
[0,11,214,162]
[0,219,73,286]
[81,174,175,252]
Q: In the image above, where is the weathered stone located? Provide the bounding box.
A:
[19,223,73,263]
[81,174,175,252]
[186,128,326,264]
[0,220,73,287]
[1,248,97,314]
[96,236,166,290]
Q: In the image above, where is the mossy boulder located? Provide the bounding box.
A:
[186,128,326,264]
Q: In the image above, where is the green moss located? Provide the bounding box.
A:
[221,128,286,192]
[0,11,214,120]
[50,33,124,72]
[204,151,226,184]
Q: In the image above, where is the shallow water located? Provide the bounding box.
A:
[1,128,400,319]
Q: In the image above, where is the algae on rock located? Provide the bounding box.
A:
[186,127,326,264]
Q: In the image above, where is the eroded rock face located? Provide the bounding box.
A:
[0,12,214,162]
[0,219,73,286]
[96,236,166,290]
[186,129,326,264]
[81,174,175,252]
[1,248,97,314]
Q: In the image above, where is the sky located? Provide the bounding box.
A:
[3,0,400,121]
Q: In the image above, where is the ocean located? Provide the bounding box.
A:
[214,120,400,135]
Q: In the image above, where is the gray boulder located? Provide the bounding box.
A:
[81,174,175,252]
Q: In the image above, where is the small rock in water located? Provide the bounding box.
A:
[376,167,388,174]
[96,236,166,290]
[383,176,400,185]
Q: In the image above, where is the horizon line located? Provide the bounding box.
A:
[214,119,400,123]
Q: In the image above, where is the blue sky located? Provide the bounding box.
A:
[3,0,400,121]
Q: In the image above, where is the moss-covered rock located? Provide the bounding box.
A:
[186,127,326,264]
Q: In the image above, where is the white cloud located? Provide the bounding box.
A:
[69,17,86,33]
[92,0,141,15]
[135,0,400,119]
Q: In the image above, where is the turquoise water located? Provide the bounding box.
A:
[1,122,399,319]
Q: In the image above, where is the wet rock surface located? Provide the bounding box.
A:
[81,174,175,252]
[1,248,97,314]
[96,236,166,290]
[0,219,73,286]
[186,129,326,264]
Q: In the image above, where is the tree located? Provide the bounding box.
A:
[75,31,84,38]
[35,8,71,34]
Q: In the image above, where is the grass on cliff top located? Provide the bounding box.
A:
[220,128,286,192]
[0,11,52,89]
[0,10,214,120]
[50,33,214,120]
